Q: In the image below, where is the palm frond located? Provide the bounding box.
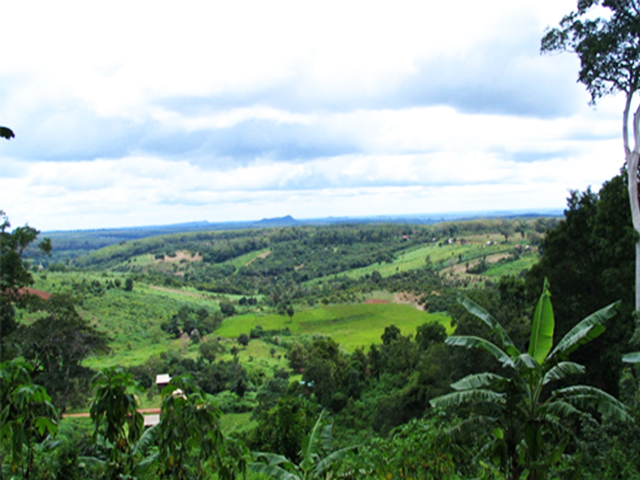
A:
[447,415,498,440]
[320,423,333,453]
[301,409,328,472]
[555,385,631,421]
[459,296,520,357]
[528,279,554,365]
[249,462,301,480]
[622,351,640,363]
[78,455,106,470]
[135,452,159,473]
[451,372,509,391]
[132,423,157,456]
[538,400,583,419]
[446,335,515,368]
[253,452,293,467]
[430,389,505,409]
[515,353,539,370]
[543,362,585,385]
[549,302,618,361]
[313,445,358,478]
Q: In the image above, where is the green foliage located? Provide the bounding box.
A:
[0,359,58,479]
[542,0,640,104]
[251,397,318,464]
[347,414,461,480]
[431,285,628,479]
[89,367,144,478]
[250,409,356,480]
[217,303,452,351]
[155,375,246,479]
[220,301,236,317]
[302,338,350,409]
[199,337,226,363]
[0,211,50,361]
[20,294,109,409]
[0,126,14,140]
[528,279,554,365]
[161,305,221,340]
[415,322,447,350]
[527,176,637,394]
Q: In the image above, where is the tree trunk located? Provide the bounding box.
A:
[627,150,640,310]
[623,95,640,309]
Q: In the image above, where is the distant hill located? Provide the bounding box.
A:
[32,210,561,264]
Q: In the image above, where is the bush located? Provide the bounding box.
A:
[220,301,235,316]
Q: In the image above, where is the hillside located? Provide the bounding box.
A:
[26,218,549,372]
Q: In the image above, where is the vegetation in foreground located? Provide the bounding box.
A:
[3,173,640,478]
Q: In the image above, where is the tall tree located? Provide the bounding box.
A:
[0,211,50,361]
[526,175,636,394]
[542,0,640,308]
[21,294,109,409]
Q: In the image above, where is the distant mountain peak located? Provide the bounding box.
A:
[256,215,298,226]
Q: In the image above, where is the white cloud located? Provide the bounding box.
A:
[0,0,628,230]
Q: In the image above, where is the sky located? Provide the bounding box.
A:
[0,0,629,231]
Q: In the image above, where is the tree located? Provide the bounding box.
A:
[431,282,629,480]
[0,127,14,140]
[155,375,245,479]
[21,294,109,408]
[286,304,295,320]
[220,301,235,316]
[0,359,57,480]
[350,415,458,480]
[542,0,640,309]
[415,322,446,350]
[0,211,51,361]
[198,337,225,363]
[88,367,147,479]
[526,175,636,394]
[499,220,514,242]
[302,338,349,409]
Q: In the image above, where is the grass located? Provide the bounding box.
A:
[321,240,515,282]
[226,248,272,270]
[484,255,540,277]
[220,412,256,435]
[31,271,229,367]
[217,303,452,352]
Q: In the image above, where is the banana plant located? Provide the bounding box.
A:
[431,280,628,480]
[250,409,356,480]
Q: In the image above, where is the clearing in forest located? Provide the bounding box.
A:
[216,303,452,351]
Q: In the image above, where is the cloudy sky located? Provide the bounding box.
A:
[0,1,628,231]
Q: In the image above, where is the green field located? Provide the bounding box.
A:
[216,303,452,351]
[484,255,539,277]
[325,241,514,281]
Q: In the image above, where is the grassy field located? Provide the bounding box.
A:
[484,254,539,277]
[216,303,452,351]
[326,240,515,281]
